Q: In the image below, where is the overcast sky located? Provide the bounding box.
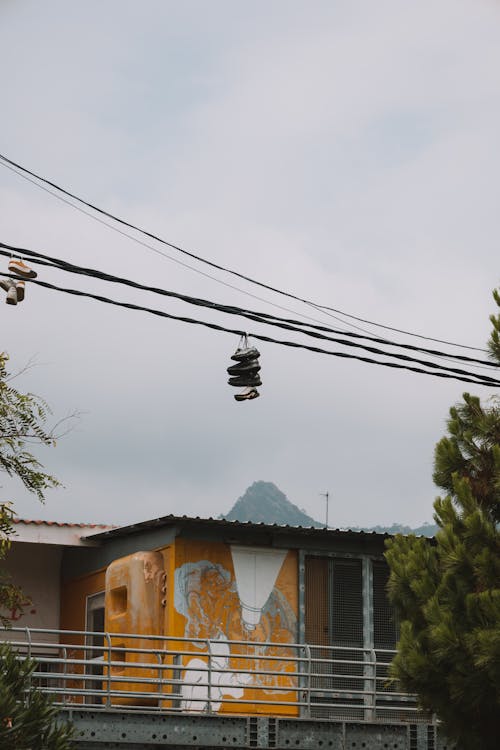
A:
[1,0,499,529]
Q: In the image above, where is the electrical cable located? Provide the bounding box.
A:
[0,160,351,333]
[0,243,497,377]
[1,273,499,389]
[0,158,370,339]
[0,152,489,354]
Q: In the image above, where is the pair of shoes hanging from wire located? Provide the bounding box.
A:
[0,257,37,306]
[228,335,261,401]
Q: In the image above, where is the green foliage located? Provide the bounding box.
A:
[0,351,61,626]
[385,289,500,750]
[488,288,500,363]
[0,355,74,742]
[0,641,74,749]
[433,392,500,523]
[0,502,27,628]
[0,352,61,503]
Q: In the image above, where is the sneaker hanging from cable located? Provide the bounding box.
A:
[231,334,260,362]
[228,334,262,402]
[0,278,25,306]
[8,257,37,279]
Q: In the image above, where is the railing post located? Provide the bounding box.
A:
[25,626,32,660]
[206,639,212,714]
[304,644,312,719]
[62,646,68,705]
[362,647,376,722]
[156,651,163,702]
[105,632,112,708]
[371,648,377,721]
[25,627,32,704]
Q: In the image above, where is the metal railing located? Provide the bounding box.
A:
[1,628,431,723]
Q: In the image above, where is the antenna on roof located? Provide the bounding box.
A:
[319,491,329,529]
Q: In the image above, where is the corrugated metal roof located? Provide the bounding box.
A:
[86,513,392,541]
[13,518,113,530]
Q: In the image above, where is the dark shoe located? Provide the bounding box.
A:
[227,360,261,376]
[228,374,262,387]
[234,387,260,401]
[231,346,260,362]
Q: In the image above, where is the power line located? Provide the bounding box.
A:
[0,159,351,335]
[0,151,489,354]
[2,273,499,389]
[0,157,375,341]
[0,243,497,380]
[0,242,495,369]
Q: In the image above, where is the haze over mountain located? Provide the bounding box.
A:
[223,481,437,536]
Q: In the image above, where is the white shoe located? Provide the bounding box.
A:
[1,278,17,305]
[6,285,18,305]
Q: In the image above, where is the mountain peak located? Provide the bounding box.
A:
[222,481,437,536]
[223,481,323,527]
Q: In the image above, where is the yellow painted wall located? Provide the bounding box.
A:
[61,540,300,716]
[60,568,105,633]
[60,569,106,704]
[172,539,299,716]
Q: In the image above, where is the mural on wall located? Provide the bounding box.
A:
[180,635,252,712]
[174,546,298,712]
[230,546,288,631]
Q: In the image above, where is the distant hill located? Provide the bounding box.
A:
[223,481,323,527]
[223,481,437,536]
[350,522,438,537]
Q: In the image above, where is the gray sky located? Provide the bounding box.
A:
[1,0,499,529]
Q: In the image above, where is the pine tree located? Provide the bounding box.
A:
[385,290,500,750]
[0,642,74,749]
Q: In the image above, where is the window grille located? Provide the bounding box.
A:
[305,556,364,719]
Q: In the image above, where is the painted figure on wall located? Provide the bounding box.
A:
[174,546,298,711]
[180,635,252,712]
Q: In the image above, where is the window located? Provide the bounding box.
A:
[85,592,105,705]
[304,555,402,720]
[305,556,364,719]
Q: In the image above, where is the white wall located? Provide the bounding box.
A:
[1,541,62,643]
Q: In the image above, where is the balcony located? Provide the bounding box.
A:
[1,627,430,725]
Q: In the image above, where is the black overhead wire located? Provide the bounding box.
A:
[0,160,354,339]
[0,157,380,342]
[2,273,498,389]
[0,262,498,387]
[0,152,489,354]
[9,155,474,371]
[0,242,497,382]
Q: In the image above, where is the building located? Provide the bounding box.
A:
[1,514,444,750]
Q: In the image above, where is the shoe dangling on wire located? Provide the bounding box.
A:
[227,360,261,376]
[234,387,260,401]
[228,334,262,402]
[0,277,25,306]
[8,257,37,279]
[231,333,260,362]
[2,255,33,306]
[0,279,25,305]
